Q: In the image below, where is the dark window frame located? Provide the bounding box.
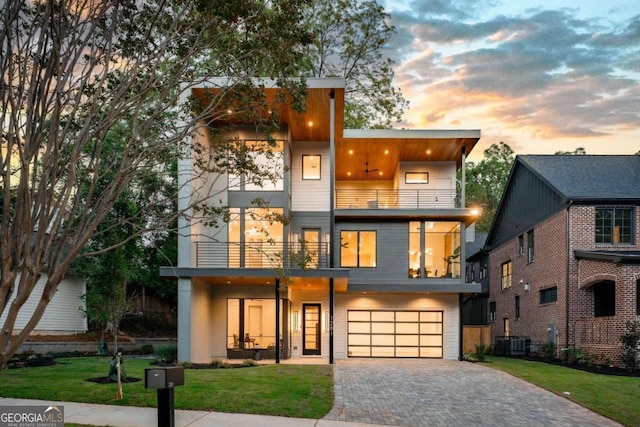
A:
[405,172,429,184]
[515,296,520,319]
[527,229,534,263]
[595,207,634,245]
[489,302,496,323]
[518,235,524,256]
[340,230,377,268]
[501,261,512,290]
[539,287,558,304]
[302,154,322,180]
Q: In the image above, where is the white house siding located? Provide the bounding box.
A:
[0,274,87,334]
[333,293,460,360]
[291,141,331,212]
[398,161,456,208]
[188,279,213,363]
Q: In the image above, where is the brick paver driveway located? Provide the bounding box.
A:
[323,359,622,427]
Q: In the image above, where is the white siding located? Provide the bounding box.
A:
[0,274,86,333]
[334,294,460,360]
[291,142,331,212]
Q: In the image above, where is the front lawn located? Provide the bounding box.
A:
[481,356,640,427]
[0,357,333,419]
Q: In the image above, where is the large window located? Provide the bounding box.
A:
[340,231,377,267]
[501,261,512,290]
[595,208,633,244]
[227,298,282,350]
[408,221,461,278]
[302,154,321,180]
[228,208,284,268]
[539,287,557,304]
[527,229,534,263]
[229,140,284,191]
[594,281,615,317]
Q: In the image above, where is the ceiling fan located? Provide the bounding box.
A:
[360,162,379,174]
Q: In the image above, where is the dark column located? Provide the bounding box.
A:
[329,278,334,364]
[275,278,280,364]
[157,388,175,427]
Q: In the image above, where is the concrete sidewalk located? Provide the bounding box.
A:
[0,397,375,427]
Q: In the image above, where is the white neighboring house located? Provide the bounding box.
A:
[0,273,87,334]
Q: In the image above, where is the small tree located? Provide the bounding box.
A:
[620,320,640,372]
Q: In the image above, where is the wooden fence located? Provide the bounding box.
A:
[463,326,491,354]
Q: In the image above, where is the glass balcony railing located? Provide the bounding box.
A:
[335,189,459,209]
[194,241,330,268]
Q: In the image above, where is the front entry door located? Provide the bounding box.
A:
[303,303,321,355]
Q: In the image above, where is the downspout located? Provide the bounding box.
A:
[329,90,335,364]
[565,200,573,358]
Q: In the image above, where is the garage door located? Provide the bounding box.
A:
[347,310,443,358]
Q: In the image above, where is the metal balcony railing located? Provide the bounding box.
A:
[194,241,330,268]
[335,189,459,209]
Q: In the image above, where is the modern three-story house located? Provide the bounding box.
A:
[161,78,482,363]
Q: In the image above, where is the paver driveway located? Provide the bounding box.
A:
[323,359,622,427]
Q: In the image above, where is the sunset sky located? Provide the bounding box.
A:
[380,0,640,161]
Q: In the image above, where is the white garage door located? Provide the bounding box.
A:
[347,310,443,358]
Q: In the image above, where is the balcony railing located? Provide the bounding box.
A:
[335,189,459,209]
[194,241,330,268]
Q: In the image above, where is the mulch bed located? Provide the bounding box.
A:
[86,377,141,384]
[516,355,640,377]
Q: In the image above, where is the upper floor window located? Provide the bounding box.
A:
[527,229,534,263]
[595,208,633,244]
[405,172,429,184]
[228,208,284,268]
[340,230,377,268]
[501,261,512,290]
[539,287,557,304]
[229,140,284,191]
[515,296,520,319]
[489,302,496,322]
[302,155,321,180]
[518,234,524,255]
[480,262,487,279]
[408,221,460,278]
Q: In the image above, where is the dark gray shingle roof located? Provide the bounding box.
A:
[518,155,640,200]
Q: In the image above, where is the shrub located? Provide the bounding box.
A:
[242,359,258,367]
[620,320,640,372]
[540,342,556,361]
[564,347,585,365]
[474,343,487,362]
[210,358,232,369]
[140,344,154,355]
[154,345,177,364]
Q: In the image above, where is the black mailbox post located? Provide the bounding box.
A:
[145,366,184,427]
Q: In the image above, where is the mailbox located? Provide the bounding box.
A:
[145,366,185,389]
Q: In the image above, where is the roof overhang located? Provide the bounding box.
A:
[574,250,640,265]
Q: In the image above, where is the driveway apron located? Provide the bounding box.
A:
[323,359,622,427]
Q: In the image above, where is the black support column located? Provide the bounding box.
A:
[275,278,280,364]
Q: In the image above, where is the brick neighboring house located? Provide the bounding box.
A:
[485,155,640,365]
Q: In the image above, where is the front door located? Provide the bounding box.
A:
[302,303,321,355]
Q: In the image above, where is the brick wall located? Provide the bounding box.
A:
[488,210,567,347]
[489,204,640,366]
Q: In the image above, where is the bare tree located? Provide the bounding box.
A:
[0,0,311,368]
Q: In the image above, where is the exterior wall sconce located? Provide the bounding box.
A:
[323,311,330,333]
[524,283,530,291]
[292,311,300,332]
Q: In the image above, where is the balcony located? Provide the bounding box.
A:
[194,241,330,268]
[335,189,459,209]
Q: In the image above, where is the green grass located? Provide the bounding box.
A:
[481,356,640,427]
[0,357,333,419]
